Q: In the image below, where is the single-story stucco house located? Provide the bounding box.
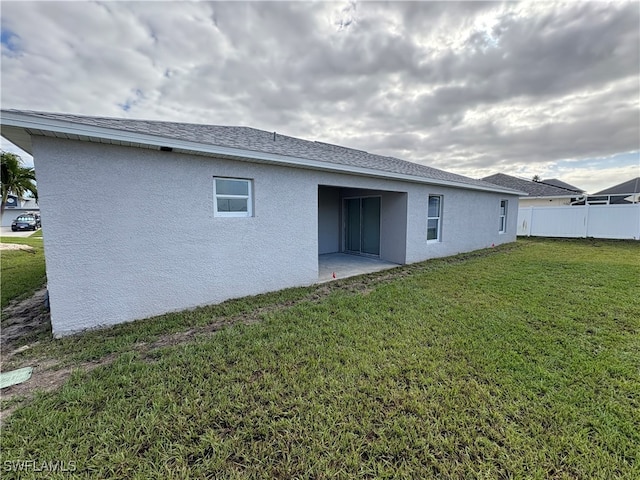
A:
[592,177,640,204]
[1,110,522,337]
[482,173,584,207]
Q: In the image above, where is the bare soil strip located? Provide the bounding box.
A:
[0,243,35,252]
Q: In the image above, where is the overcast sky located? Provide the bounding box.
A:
[1,1,639,193]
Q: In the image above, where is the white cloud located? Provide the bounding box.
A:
[1,0,638,193]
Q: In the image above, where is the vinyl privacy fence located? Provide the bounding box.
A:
[517,204,640,240]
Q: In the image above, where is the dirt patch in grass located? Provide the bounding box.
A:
[0,298,303,421]
[1,287,51,350]
[0,243,35,252]
[0,355,119,426]
[1,287,55,422]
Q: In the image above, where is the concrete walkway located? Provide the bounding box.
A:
[0,226,37,238]
[319,253,399,282]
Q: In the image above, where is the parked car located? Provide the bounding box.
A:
[11,214,39,231]
[28,212,41,228]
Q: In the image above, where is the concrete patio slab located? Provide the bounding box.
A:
[318,253,399,282]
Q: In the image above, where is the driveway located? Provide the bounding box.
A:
[0,226,37,238]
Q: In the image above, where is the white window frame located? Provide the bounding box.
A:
[213,177,253,217]
[427,195,442,242]
[499,200,507,233]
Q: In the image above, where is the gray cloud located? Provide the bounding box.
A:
[1,1,638,192]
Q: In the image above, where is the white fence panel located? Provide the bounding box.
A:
[531,206,586,238]
[586,205,640,239]
[518,204,640,240]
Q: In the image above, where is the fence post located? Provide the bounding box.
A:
[583,203,590,238]
[517,207,533,236]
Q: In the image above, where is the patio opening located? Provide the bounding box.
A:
[318,185,407,281]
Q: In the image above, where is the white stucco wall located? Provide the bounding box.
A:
[32,136,518,336]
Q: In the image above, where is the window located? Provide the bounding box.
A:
[427,195,442,241]
[499,200,507,233]
[214,178,252,217]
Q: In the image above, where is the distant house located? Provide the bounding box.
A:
[492,174,640,240]
[482,173,584,207]
[540,178,584,194]
[590,177,640,204]
[1,194,39,227]
[1,110,521,337]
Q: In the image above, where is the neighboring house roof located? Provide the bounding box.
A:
[593,177,640,195]
[0,109,523,195]
[540,178,584,193]
[481,173,580,198]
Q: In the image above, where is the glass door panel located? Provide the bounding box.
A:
[361,197,381,255]
[345,198,361,252]
[344,197,381,256]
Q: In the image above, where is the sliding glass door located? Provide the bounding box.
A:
[344,197,381,256]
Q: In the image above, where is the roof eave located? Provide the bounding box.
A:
[525,195,581,199]
[1,110,522,196]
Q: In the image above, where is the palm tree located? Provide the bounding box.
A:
[1,151,38,216]
[532,175,541,182]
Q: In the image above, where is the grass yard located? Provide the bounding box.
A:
[1,239,639,479]
[0,233,47,308]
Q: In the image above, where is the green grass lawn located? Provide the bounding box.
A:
[0,233,46,308]
[2,239,639,479]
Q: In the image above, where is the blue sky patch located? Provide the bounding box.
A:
[118,89,145,112]
[1,27,21,54]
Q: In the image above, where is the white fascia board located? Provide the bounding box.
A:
[1,111,523,196]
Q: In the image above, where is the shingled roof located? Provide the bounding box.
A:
[593,177,640,195]
[540,178,584,193]
[481,173,581,197]
[0,110,521,194]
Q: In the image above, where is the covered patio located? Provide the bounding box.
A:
[318,253,399,282]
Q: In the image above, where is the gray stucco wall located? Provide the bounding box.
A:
[34,137,320,336]
[380,191,408,265]
[318,187,340,254]
[33,136,518,336]
[403,185,518,263]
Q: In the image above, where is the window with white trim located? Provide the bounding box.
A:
[213,178,252,217]
[427,195,442,242]
[499,200,507,233]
